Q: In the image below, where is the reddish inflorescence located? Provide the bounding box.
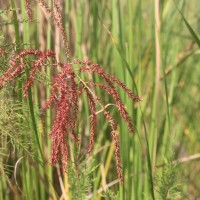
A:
[25,0,32,21]
[0,0,141,182]
[35,0,71,61]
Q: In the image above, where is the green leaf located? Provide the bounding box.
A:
[176,3,200,48]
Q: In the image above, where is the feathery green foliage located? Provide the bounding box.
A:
[154,140,183,200]
[68,158,97,200]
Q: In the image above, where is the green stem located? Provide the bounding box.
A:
[10,0,43,159]
[10,1,29,199]
[27,84,43,158]
[10,0,20,52]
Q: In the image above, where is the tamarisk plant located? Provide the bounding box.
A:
[0,0,140,183]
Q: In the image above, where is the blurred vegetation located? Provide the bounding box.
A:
[0,0,200,199]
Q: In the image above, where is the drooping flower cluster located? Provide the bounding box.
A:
[0,0,141,182]
[44,64,79,171]
[0,50,140,181]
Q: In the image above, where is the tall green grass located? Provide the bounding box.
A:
[0,0,200,199]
